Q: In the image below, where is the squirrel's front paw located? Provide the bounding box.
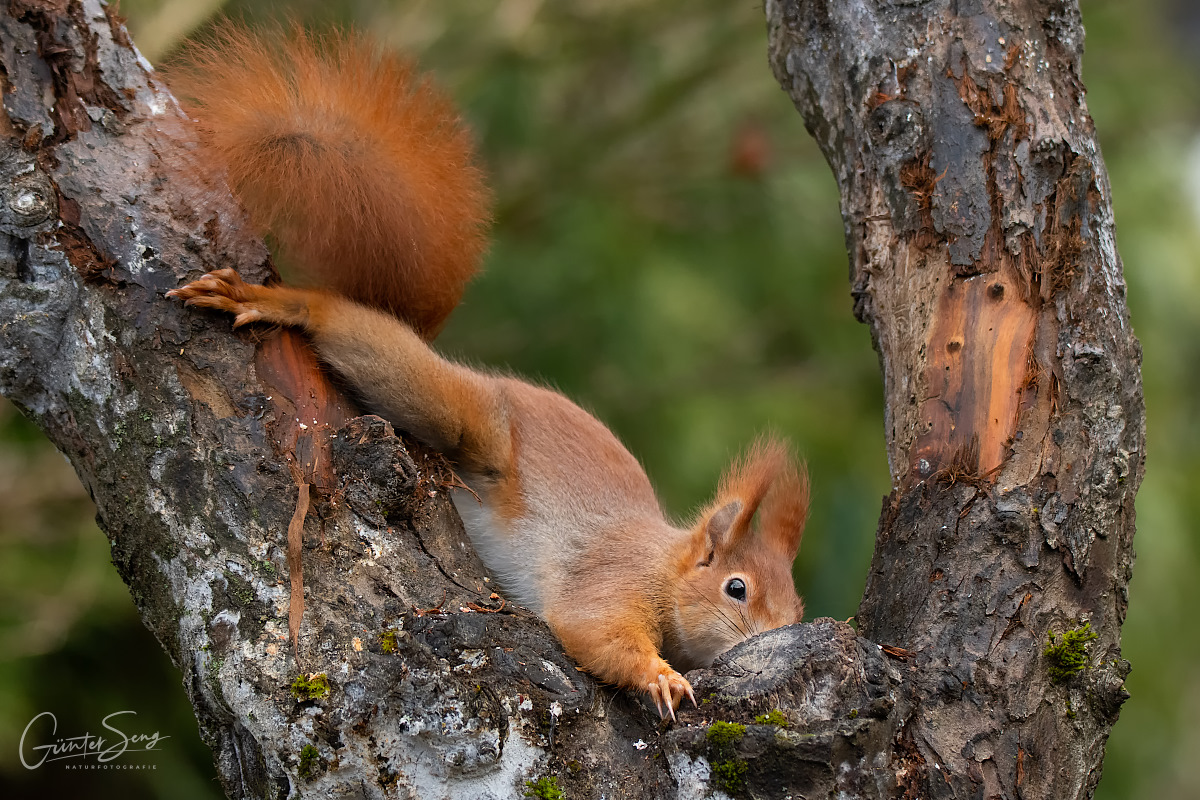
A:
[167,269,266,327]
[644,660,697,721]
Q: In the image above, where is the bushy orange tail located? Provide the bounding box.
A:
[166,25,491,339]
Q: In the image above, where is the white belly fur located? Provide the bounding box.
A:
[450,487,543,613]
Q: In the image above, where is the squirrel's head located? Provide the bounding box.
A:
[669,438,808,671]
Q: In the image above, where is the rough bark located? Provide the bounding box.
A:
[0,2,1142,800]
[765,0,1144,797]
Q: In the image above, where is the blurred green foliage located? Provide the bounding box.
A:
[0,0,1196,797]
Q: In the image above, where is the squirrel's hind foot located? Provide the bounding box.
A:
[168,269,308,328]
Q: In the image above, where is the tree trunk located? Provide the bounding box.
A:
[764,0,1144,797]
[0,2,1141,799]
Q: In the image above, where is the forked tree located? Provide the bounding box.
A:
[0,0,1142,797]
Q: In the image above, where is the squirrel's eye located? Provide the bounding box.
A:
[724,578,747,602]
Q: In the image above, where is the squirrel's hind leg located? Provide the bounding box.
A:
[169,269,512,477]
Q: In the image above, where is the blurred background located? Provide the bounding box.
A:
[0,0,1195,797]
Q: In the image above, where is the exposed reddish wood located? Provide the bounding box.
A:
[913,266,1037,478]
[254,329,356,492]
[256,331,357,665]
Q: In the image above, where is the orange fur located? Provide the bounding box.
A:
[662,438,808,671]
[165,25,490,339]
[709,437,810,558]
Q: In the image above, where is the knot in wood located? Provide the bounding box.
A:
[1,148,55,228]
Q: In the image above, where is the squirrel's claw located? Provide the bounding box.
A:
[648,680,666,719]
[167,268,248,300]
[646,667,693,721]
[654,674,676,721]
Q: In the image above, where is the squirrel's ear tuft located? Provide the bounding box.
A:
[758,451,809,559]
[695,437,809,559]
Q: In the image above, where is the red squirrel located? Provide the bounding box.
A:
[166,26,809,719]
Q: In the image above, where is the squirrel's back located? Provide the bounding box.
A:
[167,26,491,339]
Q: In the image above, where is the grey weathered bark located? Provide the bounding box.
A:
[0,2,1141,800]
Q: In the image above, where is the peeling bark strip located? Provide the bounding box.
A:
[768,0,1143,798]
[286,480,310,662]
[0,1,1142,799]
